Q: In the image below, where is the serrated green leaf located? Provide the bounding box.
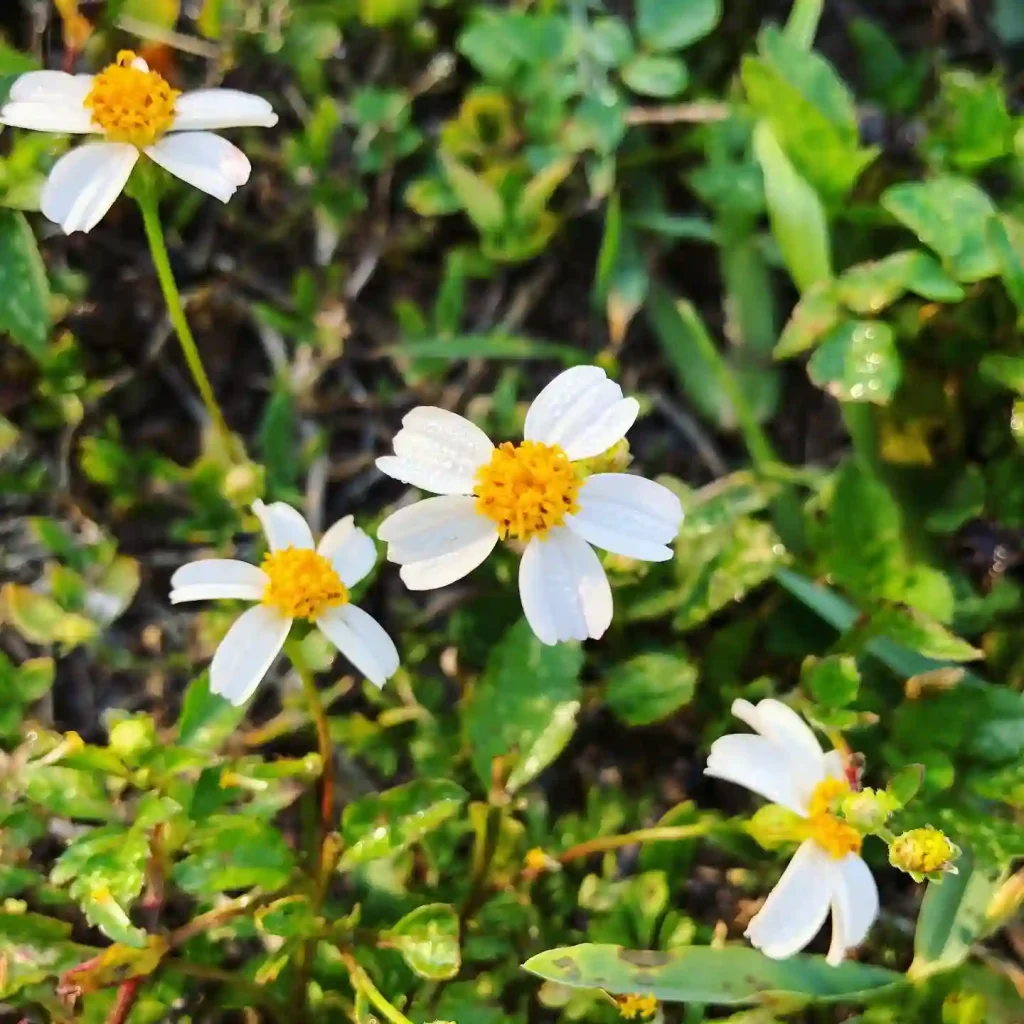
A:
[466,619,583,789]
[606,652,698,725]
[523,943,904,1004]
[174,815,296,895]
[339,779,467,869]
[0,209,50,359]
[383,903,461,980]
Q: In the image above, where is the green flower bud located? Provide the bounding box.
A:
[889,826,961,881]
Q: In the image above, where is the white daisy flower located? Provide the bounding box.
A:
[375,365,684,645]
[705,698,880,965]
[170,501,399,706]
[0,51,277,234]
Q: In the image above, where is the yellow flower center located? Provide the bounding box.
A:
[474,441,581,541]
[806,778,862,859]
[84,50,179,148]
[617,994,659,1020]
[260,547,348,620]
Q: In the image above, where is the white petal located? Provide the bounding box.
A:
[316,604,399,688]
[170,558,268,590]
[733,698,826,773]
[9,71,93,104]
[252,500,314,551]
[131,57,150,72]
[317,516,377,587]
[704,734,809,816]
[524,365,639,461]
[40,143,138,234]
[827,854,879,965]
[378,495,492,564]
[0,102,95,133]
[209,605,290,706]
[746,841,835,959]
[398,528,499,590]
[146,132,251,203]
[822,749,847,781]
[171,584,263,604]
[519,528,613,645]
[171,89,278,131]
[377,407,493,495]
[566,473,683,561]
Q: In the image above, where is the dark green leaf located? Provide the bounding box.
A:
[805,654,860,708]
[174,815,296,894]
[0,209,50,359]
[176,674,247,752]
[466,619,583,789]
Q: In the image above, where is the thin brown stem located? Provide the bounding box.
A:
[557,822,714,864]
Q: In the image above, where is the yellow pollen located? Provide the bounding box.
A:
[618,994,659,1020]
[260,547,348,620]
[474,441,581,541]
[806,778,862,859]
[84,50,179,148]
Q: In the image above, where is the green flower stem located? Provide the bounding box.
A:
[286,639,336,829]
[342,952,415,1024]
[557,821,716,864]
[135,187,228,441]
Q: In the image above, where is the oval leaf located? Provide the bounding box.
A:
[523,943,904,1004]
[383,903,461,980]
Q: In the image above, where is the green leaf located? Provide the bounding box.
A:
[925,70,1015,173]
[805,655,860,708]
[0,582,97,648]
[382,903,461,980]
[881,178,999,282]
[440,155,505,232]
[910,850,1005,978]
[466,619,583,789]
[516,157,574,223]
[174,815,296,895]
[504,700,580,795]
[255,895,319,939]
[0,911,94,999]
[785,0,823,49]
[753,121,832,292]
[339,779,467,869]
[176,673,247,752]
[836,250,964,314]
[986,214,1024,313]
[774,282,841,358]
[523,943,904,1004]
[808,320,901,404]
[387,333,582,365]
[0,208,50,359]
[887,764,924,807]
[605,652,698,726]
[743,28,876,200]
[980,353,1024,395]
[636,0,721,51]
[870,605,982,663]
[621,55,689,98]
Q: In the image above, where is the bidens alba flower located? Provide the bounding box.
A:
[705,699,879,965]
[375,366,683,645]
[170,501,398,706]
[0,51,277,234]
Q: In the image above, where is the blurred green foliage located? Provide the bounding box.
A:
[1,1,1024,1023]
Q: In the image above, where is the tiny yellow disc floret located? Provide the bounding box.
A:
[84,50,179,148]
[617,994,659,1020]
[261,547,348,620]
[806,777,862,859]
[474,441,581,541]
[889,827,959,877]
